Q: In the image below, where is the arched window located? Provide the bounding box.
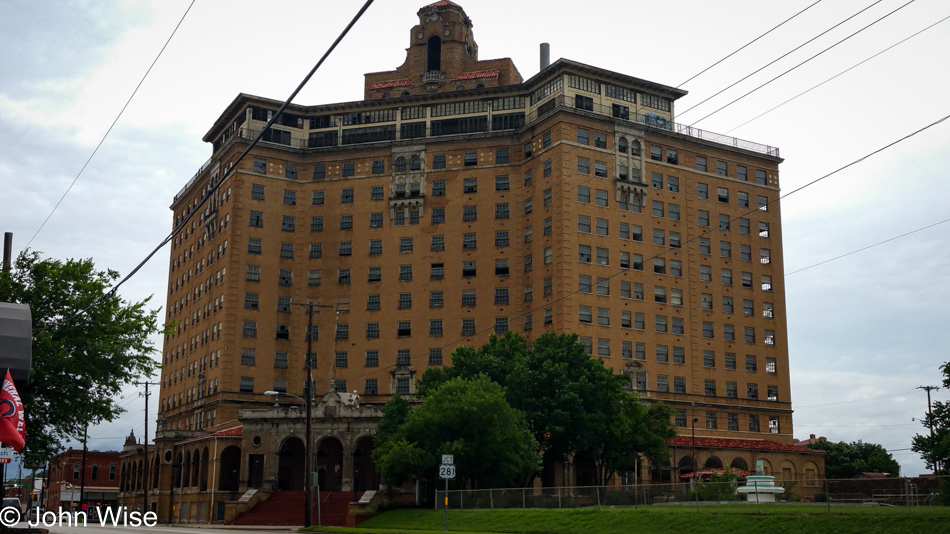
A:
[456,85,465,91]
[618,137,628,153]
[631,140,641,156]
[73,464,80,480]
[395,156,407,172]
[426,36,442,72]
[410,156,421,171]
[381,93,390,99]
[401,91,410,97]
[476,83,485,89]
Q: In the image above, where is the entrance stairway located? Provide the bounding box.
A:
[230,490,363,526]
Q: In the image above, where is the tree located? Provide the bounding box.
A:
[912,362,950,475]
[0,251,162,466]
[373,377,540,489]
[805,439,901,479]
[415,332,676,488]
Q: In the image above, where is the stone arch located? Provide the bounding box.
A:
[174,452,183,489]
[353,436,379,491]
[780,459,797,482]
[395,156,407,172]
[183,450,192,487]
[704,456,724,469]
[410,155,422,171]
[316,436,344,491]
[426,35,442,72]
[574,452,596,487]
[678,455,694,476]
[200,447,210,491]
[730,457,749,472]
[277,436,306,491]
[191,449,200,487]
[618,137,628,153]
[218,445,242,492]
[759,458,773,476]
[802,460,820,487]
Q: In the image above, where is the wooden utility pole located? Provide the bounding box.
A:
[918,385,941,474]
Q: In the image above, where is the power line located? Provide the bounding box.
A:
[677,0,885,117]
[676,0,825,87]
[786,217,950,276]
[687,0,919,126]
[22,0,197,252]
[725,13,950,133]
[796,389,918,408]
[34,0,376,333]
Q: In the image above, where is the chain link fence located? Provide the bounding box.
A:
[435,475,950,510]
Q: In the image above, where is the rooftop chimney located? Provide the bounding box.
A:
[540,43,550,70]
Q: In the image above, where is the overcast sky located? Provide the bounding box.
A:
[1,0,948,477]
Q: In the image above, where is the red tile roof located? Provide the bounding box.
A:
[669,436,826,454]
[370,79,413,90]
[423,0,463,8]
[452,70,500,81]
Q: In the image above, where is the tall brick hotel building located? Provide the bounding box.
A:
[119,1,823,523]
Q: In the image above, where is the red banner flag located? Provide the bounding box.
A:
[0,370,25,451]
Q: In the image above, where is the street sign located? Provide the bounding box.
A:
[439,464,456,479]
[441,454,454,465]
[0,447,13,464]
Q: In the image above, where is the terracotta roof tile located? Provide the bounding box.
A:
[669,436,826,454]
[452,70,500,81]
[370,79,414,89]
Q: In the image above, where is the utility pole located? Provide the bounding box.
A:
[134,381,159,513]
[291,300,332,528]
[79,425,88,512]
[918,385,941,475]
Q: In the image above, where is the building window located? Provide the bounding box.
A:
[312,190,325,205]
[308,270,322,286]
[249,211,263,227]
[240,377,254,392]
[461,318,476,336]
[312,165,326,180]
[251,184,265,200]
[281,216,295,232]
[342,162,355,177]
[464,151,477,166]
[578,186,592,203]
[399,265,413,281]
[430,291,444,308]
[696,156,707,172]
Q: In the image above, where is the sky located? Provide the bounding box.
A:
[1,0,948,478]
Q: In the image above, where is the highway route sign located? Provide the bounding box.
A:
[439,464,456,479]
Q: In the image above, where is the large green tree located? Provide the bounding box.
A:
[417,331,675,487]
[0,251,162,466]
[912,362,950,474]
[373,377,540,489]
[805,439,901,479]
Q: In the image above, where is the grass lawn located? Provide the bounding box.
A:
[302,505,950,534]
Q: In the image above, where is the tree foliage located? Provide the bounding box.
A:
[0,251,162,466]
[373,377,540,489]
[805,439,901,479]
[414,332,675,488]
[912,362,950,474]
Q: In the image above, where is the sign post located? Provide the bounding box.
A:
[439,455,455,532]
